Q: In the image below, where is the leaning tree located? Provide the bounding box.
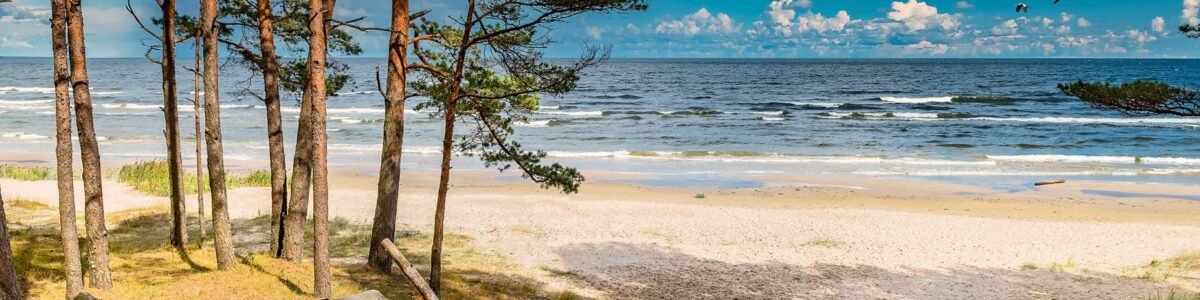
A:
[1059,23,1200,116]
[408,0,647,294]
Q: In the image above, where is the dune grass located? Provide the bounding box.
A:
[1133,252,1200,281]
[8,201,576,299]
[1148,290,1200,300]
[117,160,272,197]
[0,165,53,181]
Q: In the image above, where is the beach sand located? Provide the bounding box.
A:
[2,154,1199,299]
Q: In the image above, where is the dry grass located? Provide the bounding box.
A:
[8,203,579,299]
[1132,252,1200,282]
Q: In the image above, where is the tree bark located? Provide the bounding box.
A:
[160,0,188,251]
[257,0,289,258]
[307,0,334,297]
[200,0,236,270]
[430,1,477,294]
[193,30,206,248]
[66,0,112,289]
[367,0,409,273]
[281,97,312,262]
[0,186,22,300]
[51,0,83,297]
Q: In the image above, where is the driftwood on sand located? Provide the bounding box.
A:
[379,240,439,300]
[1034,179,1067,186]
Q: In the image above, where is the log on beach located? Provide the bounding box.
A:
[1034,179,1066,186]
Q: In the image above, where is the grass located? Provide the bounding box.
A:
[117,160,272,197]
[802,238,844,249]
[1148,290,1200,300]
[1132,252,1200,281]
[0,165,53,181]
[1021,263,1038,270]
[693,193,705,199]
[8,202,573,299]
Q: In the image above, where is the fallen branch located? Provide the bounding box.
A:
[379,239,439,300]
[1034,179,1066,186]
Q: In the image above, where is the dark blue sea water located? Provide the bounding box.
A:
[3,58,1200,184]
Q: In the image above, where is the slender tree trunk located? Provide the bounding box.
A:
[281,98,312,262]
[368,0,409,273]
[308,0,334,297]
[51,0,84,296]
[160,0,188,251]
[257,0,289,258]
[66,0,112,289]
[193,32,206,247]
[430,1,477,294]
[282,0,338,262]
[200,0,235,270]
[0,186,22,300]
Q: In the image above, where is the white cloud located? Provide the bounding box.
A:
[1061,13,1073,23]
[906,40,949,54]
[624,23,641,35]
[0,3,49,24]
[886,0,960,31]
[1186,0,1200,25]
[992,19,1019,35]
[1076,17,1091,28]
[1153,16,1167,34]
[768,1,798,26]
[0,36,33,49]
[585,26,604,40]
[1128,29,1158,43]
[781,11,852,35]
[656,8,740,36]
[955,1,975,9]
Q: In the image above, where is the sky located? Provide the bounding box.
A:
[0,0,1197,58]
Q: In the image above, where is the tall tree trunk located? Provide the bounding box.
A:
[200,0,235,270]
[0,186,22,300]
[367,0,409,273]
[308,0,334,297]
[65,0,112,290]
[257,0,288,258]
[193,31,206,247]
[282,0,338,262]
[161,0,188,251]
[50,0,83,297]
[430,1,477,294]
[281,97,312,262]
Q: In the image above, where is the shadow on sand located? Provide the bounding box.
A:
[556,242,1189,299]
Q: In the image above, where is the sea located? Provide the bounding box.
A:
[2,57,1200,189]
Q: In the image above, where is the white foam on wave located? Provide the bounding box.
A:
[517,120,552,128]
[750,111,785,116]
[987,154,1200,165]
[0,132,48,140]
[977,117,1200,125]
[761,117,786,121]
[791,102,843,108]
[823,112,941,120]
[0,87,55,94]
[537,111,604,116]
[540,105,560,110]
[102,103,161,110]
[539,150,996,166]
[0,99,53,105]
[880,96,954,103]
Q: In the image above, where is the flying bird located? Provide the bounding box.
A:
[1016,3,1029,13]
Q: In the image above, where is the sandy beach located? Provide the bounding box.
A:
[2,151,1199,299]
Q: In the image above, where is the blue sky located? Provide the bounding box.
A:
[0,0,1196,58]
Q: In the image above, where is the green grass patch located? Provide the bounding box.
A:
[802,238,844,249]
[1148,290,1200,300]
[0,165,53,181]
[118,160,273,197]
